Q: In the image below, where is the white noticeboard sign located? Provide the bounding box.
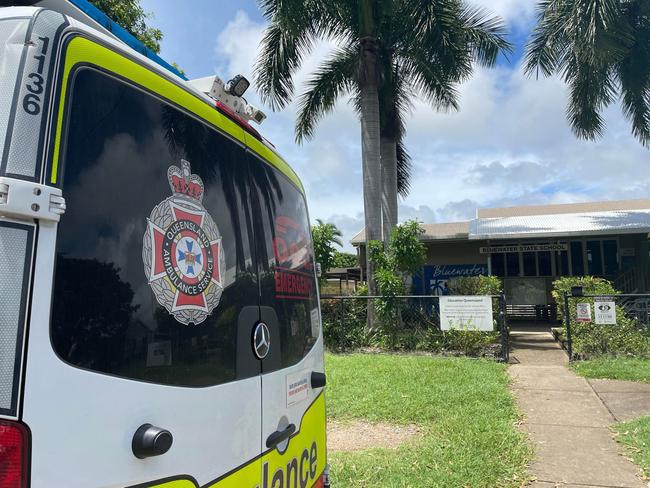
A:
[440,296,494,331]
[576,303,592,322]
[594,301,616,325]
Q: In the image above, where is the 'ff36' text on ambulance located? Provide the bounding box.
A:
[0,1,329,486]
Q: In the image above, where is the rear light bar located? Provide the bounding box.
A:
[0,420,29,488]
[215,101,263,141]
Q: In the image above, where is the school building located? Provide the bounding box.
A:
[351,199,650,316]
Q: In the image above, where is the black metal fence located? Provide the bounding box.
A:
[561,291,650,360]
[320,294,509,361]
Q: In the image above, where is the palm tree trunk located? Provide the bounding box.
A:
[358,0,381,329]
[380,137,398,242]
[359,73,381,294]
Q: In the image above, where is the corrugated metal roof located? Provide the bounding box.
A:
[469,210,650,240]
[350,221,470,244]
[350,199,650,245]
[477,198,650,218]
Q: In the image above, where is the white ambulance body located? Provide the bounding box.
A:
[0,3,328,487]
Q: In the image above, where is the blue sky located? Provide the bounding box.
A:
[139,1,649,251]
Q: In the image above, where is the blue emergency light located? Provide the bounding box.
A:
[66,0,187,80]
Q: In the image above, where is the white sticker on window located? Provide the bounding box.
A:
[311,308,320,337]
[286,370,310,407]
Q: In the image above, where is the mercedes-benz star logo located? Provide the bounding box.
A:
[253,322,270,359]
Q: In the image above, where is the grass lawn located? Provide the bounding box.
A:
[614,416,650,478]
[571,357,650,383]
[325,353,531,487]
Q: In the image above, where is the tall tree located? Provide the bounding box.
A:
[256,0,510,293]
[525,0,650,146]
[255,0,384,301]
[311,220,344,282]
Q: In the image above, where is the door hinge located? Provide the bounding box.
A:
[0,177,66,222]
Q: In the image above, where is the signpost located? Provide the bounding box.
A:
[576,303,592,322]
[594,301,616,325]
[440,296,493,331]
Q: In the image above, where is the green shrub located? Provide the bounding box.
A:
[441,330,501,357]
[551,276,650,358]
[321,285,371,352]
[447,275,503,295]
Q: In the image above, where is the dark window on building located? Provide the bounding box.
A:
[51,68,260,387]
[538,251,552,276]
[558,250,569,276]
[571,241,584,276]
[603,240,618,275]
[586,240,603,275]
[523,252,536,276]
[253,157,320,373]
[492,253,505,277]
[506,252,520,277]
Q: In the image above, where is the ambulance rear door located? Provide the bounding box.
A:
[248,150,327,488]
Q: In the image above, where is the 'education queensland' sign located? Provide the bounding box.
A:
[440,296,494,331]
[413,264,488,295]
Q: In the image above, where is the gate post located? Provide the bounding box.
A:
[500,293,508,362]
[563,292,572,360]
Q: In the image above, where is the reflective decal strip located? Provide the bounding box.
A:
[0,220,35,418]
[0,17,30,176]
[127,393,326,488]
[49,36,304,192]
[3,10,68,181]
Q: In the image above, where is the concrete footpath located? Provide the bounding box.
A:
[508,327,647,488]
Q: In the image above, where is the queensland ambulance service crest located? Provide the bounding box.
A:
[142,160,224,325]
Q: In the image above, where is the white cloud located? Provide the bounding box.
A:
[213,10,650,251]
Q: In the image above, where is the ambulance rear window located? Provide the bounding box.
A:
[250,162,320,372]
[51,68,260,387]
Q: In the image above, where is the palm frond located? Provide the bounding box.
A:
[617,0,650,147]
[396,139,412,197]
[460,4,512,67]
[295,46,358,142]
[399,45,460,111]
[255,22,316,111]
[524,0,572,77]
[564,55,616,139]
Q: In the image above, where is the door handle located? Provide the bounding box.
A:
[311,371,326,388]
[266,423,296,449]
[132,424,173,459]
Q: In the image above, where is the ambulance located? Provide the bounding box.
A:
[0,1,328,486]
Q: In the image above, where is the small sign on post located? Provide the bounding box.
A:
[594,301,616,325]
[440,296,494,331]
[576,302,592,322]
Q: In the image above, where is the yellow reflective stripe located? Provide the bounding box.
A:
[132,393,326,488]
[209,393,326,487]
[207,459,261,488]
[50,36,304,192]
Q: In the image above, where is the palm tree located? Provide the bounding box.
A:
[525,0,650,146]
[255,0,510,298]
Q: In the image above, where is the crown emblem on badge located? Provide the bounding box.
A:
[168,160,204,201]
[142,160,224,326]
